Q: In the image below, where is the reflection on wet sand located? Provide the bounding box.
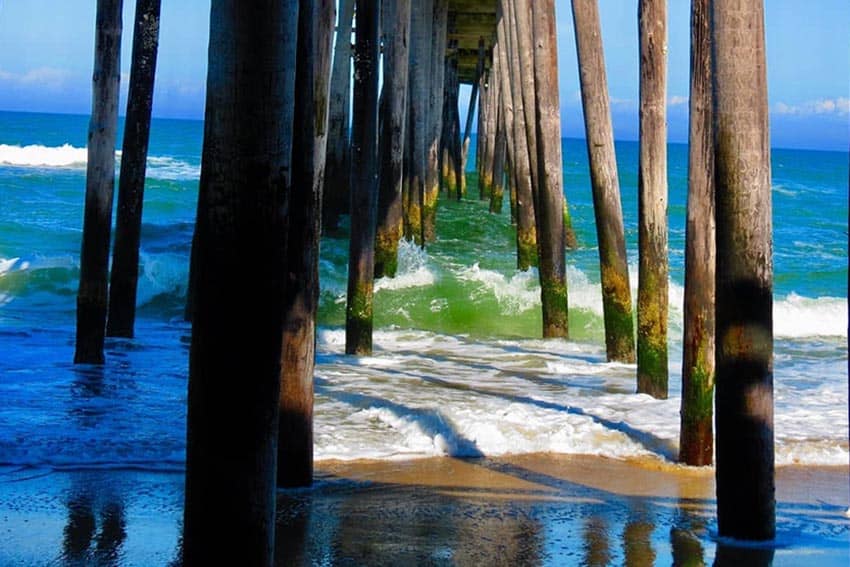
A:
[583,516,612,566]
[61,488,126,565]
[623,511,656,566]
[268,456,847,565]
[2,455,845,565]
[275,479,544,565]
[671,501,707,566]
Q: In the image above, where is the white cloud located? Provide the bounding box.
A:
[774,97,850,116]
[669,95,688,106]
[0,67,71,90]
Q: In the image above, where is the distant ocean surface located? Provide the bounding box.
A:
[0,109,847,472]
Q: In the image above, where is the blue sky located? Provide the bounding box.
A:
[0,1,847,150]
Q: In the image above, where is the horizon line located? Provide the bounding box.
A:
[1,107,847,155]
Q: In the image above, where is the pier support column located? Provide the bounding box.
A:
[500,0,537,271]
[375,0,412,279]
[278,0,333,489]
[75,0,122,365]
[323,0,355,233]
[679,0,715,467]
[461,37,486,199]
[571,0,636,363]
[183,1,297,563]
[404,0,433,246]
[423,0,448,243]
[637,0,670,399]
[531,0,569,339]
[479,62,499,202]
[345,0,381,355]
[440,46,462,200]
[107,0,160,339]
[489,92,507,215]
[713,0,775,541]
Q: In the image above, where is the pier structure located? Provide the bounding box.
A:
[72,0,778,561]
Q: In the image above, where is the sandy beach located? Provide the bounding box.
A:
[1,454,847,565]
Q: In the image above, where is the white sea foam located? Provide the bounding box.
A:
[374,240,436,292]
[0,257,29,276]
[0,143,87,167]
[144,155,201,180]
[774,293,847,337]
[455,263,540,314]
[312,328,848,466]
[0,143,199,180]
[136,251,189,306]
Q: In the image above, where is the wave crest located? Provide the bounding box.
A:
[0,143,86,167]
[0,143,199,180]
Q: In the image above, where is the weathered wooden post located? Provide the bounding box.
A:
[571,0,636,363]
[423,0,448,243]
[713,0,775,541]
[345,0,381,355]
[106,0,160,339]
[679,0,715,467]
[75,0,123,365]
[322,0,355,233]
[183,1,297,563]
[480,63,500,202]
[511,0,539,207]
[499,0,536,270]
[440,44,461,199]
[404,0,433,246]
[531,0,569,339]
[637,0,669,398]
[448,52,464,200]
[277,0,332,489]
[374,0,411,279]
[475,69,490,198]
[490,97,507,214]
[461,37,486,198]
[512,0,578,253]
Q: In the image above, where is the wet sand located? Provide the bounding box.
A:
[1,455,847,565]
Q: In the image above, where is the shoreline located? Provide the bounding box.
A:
[2,454,847,565]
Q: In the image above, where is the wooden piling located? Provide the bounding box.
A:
[508,158,518,224]
[475,70,490,199]
[571,0,636,363]
[404,0,433,246]
[479,61,500,201]
[499,0,536,270]
[322,0,355,233]
[461,37,486,198]
[345,0,381,356]
[531,0,569,339]
[511,0,539,207]
[277,0,332,489]
[440,45,461,199]
[679,0,715,467]
[106,0,161,339]
[182,1,296,562]
[375,0,412,279]
[490,95,507,214]
[448,53,465,200]
[423,0,448,243]
[75,0,123,365]
[637,0,669,398]
[713,0,775,541]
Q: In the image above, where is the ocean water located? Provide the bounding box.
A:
[0,109,847,472]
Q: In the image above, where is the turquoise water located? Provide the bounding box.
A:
[0,109,847,469]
